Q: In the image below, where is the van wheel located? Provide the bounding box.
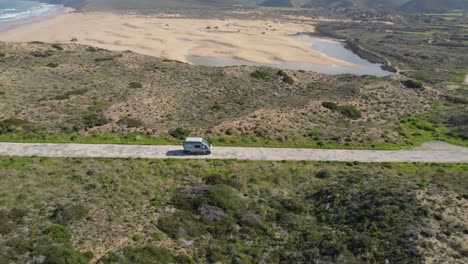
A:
[206,151,211,155]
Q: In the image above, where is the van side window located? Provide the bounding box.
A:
[194,145,201,149]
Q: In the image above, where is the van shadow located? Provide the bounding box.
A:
[165,150,188,157]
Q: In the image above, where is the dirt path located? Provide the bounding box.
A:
[0,141,466,163]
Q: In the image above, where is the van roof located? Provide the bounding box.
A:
[184,137,204,142]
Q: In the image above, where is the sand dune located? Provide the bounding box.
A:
[0,12,354,66]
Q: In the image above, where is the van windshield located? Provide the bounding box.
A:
[202,139,210,146]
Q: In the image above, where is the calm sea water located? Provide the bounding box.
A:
[0,0,64,31]
[187,34,392,76]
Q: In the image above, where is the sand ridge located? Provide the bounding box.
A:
[0,11,354,66]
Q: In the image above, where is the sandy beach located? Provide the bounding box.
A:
[0,11,354,66]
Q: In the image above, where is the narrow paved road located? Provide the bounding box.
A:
[0,141,467,163]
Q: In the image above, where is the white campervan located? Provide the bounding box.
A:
[183,137,213,155]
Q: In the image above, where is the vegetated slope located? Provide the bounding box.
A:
[0,157,466,263]
[301,0,411,9]
[300,0,468,11]
[0,42,465,148]
[400,0,468,12]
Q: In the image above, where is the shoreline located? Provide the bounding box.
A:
[0,11,355,67]
[0,3,74,34]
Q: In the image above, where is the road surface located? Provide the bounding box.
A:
[0,141,467,163]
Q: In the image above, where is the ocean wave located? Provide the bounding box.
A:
[0,4,59,22]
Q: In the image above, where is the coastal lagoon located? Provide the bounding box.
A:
[187,34,392,76]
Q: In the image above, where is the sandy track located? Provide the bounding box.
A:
[0,141,466,163]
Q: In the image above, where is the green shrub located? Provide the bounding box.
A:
[322,102,339,111]
[277,70,294,84]
[315,169,331,179]
[86,47,99,52]
[128,82,143,89]
[169,127,189,140]
[53,94,70,100]
[8,208,29,223]
[338,105,362,120]
[157,211,206,239]
[322,102,362,119]
[95,57,114,62]
[225,128,234,135]
[0,118,29,127]
[0,51,5,57]
[210,102,224,112]
[118,117,144,128]
[30,50,54,57]
[205,184,247,216]
[41,245,91,264]
[152,231,164,240]
[132,234,142,241]
[98,246,175,264]
[51,44,64,51]
[401,79,423,89]
[42,224,72,243]
[0,210,15,235]
[51,204,89,225]
[46,62,60,68]
[251,70,271,81]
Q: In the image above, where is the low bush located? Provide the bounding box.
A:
[204,184,247,216]
[157,211,206,239]
[95,57,114,62]
[251,70,271,81]
[321,102,362,119]
[128,82,143,89]
[169,127,189,140]
[118,117,144,128]
[321,102,339,111]
[338,105,362,120]
[42,224,72,243]
[402,79,423,89]
[46,62,60,68]
[210,102,224,112]
[98,246,175,264]
[315,169,331,179]
[86,47,99,52]
[0,51,5,57]
[51,44,64,51]
[40,245,92,264]
[51,204,89,225]
[277,70,294,84]
[30,50,54,58]
[0,118,30,133]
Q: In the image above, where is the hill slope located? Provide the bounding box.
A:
[400,0,468,12]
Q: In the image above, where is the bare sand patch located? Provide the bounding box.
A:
[0,12,354,66]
